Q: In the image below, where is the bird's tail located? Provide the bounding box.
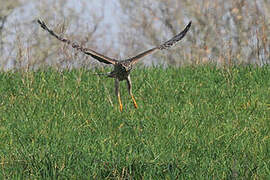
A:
[92,72,111,77]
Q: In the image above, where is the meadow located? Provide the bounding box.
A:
[0,65,269,179]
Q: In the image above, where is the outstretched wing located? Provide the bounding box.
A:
[37,19,117,65]
[127,21,192,65]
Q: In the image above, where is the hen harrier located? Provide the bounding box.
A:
[38,19,191,112]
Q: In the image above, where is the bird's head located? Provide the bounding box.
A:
[119,62,132,72]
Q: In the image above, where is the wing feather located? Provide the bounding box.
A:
[37,19,117,65]
[128,21,192,65]
[158,21,192,50]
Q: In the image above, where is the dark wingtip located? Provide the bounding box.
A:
[186,21,192,30]
[37,19,47,30]
[37,19,42,25]
[180,21,192,35]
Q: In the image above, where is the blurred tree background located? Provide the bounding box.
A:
[0,0,269,71]
[0,1,21,57]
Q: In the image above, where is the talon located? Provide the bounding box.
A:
[118,94,123,112]
[120,103,123,112]
[134,102,138,109]
[132,95,138,109]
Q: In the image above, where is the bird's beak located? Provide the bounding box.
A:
[125,66,131,72]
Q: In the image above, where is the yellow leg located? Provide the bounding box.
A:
[131,95,138,109]
[126,76,138,109]
[118,94,123,112]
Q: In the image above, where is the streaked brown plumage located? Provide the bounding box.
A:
[38,19,191,111]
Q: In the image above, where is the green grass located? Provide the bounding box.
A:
[0,65,269,179]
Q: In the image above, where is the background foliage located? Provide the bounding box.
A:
[0,0,269,70]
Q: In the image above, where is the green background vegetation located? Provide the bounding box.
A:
[0,66,269,179]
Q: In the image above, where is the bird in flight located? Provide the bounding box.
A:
[38,19,192,112]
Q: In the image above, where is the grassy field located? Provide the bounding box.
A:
[0,65,269,179]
